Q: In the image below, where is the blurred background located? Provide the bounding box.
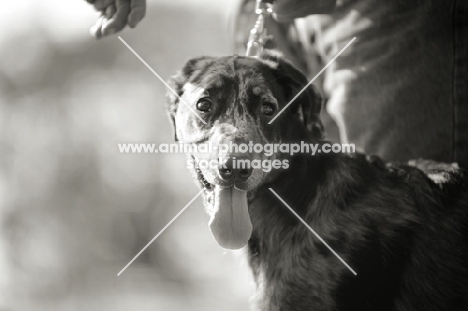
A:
[0,0,255,310]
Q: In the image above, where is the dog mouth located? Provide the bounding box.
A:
[196,167,214,192]
[196,167,253,250]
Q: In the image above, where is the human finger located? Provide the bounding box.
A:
[128,0,146,28]
[101,0,131,36]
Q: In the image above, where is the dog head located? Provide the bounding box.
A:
[166,51,322,250]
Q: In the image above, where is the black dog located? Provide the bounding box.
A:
[166,50,468,311]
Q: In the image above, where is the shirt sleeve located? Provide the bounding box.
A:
[272,0,336,21]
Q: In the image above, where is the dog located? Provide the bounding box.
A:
[166,50,468,311]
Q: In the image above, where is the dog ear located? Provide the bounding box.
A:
[166,56,216,141]
[260,50,323,139]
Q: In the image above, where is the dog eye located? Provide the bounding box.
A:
[261,103,275,116]
[196,98,212,112]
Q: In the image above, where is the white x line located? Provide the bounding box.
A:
[118,36,207,124]
[117,189,204,276]
[268,188,357,275]
[268,37,356,124]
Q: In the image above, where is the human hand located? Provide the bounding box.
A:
[85,0,146,39]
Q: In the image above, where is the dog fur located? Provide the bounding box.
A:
[166,51,468,311]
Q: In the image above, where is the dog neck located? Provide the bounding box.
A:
[248,148,324,230]
[247,146,371,236]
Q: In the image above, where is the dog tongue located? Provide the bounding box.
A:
[209,186,252,250]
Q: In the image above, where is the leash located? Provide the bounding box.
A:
[245,0,274,57]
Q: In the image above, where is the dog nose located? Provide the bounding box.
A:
[218,155,253,182]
